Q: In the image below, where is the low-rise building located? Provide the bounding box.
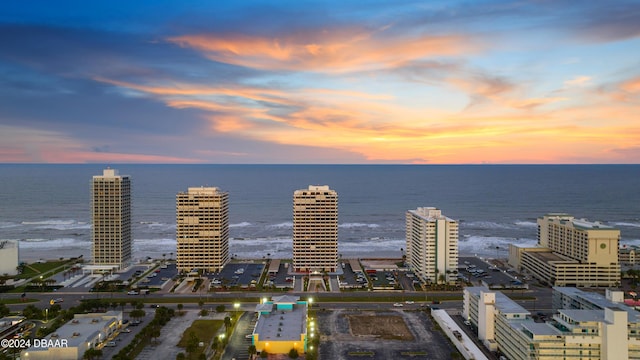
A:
[21,311,122,360]
[620,245,639,266]
[463,286,640,360]
[251,295,307,355]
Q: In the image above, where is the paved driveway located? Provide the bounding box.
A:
[136,310,200,360]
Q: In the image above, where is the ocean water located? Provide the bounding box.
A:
[0,164,638,262]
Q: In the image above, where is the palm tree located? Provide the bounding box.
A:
[248,345,257,359]
[150,326,161,343]
[130,309,145,322]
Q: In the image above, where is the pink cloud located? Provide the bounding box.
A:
[167,28,479,73]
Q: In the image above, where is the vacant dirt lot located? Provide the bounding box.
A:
[318,309,458,360]
[348,314,414,340]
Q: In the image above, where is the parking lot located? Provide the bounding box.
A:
[459,256,523,289]
[138,263,177,288]
[265,262,295,289]
[369,270,398,290]
[212,262,265,289]
[339,262,367,289]
[53,264,154,293]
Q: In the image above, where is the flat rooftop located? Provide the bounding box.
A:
[27,311,121,349]
[558,309,604,323]
[254,303,307,342]
[525,251,575,262]
[520,321,562,336]
[554,287,640,322]
[466,286,530,315]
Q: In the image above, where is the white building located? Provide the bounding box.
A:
[406,207,458,284]
[463,286,640,360]
[292,185,338,273]
[176,187,230,273]
[21,311,123,360]
[0,240,19,275]
[91,168,131,270]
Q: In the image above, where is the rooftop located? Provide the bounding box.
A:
[26,311,121,350]
[466,286,530,315]
[408,207,456,222]
[554,287,640,322]
[558,309,604,323]
[520,321,562,336]
[254,302,307,342]
[526,251,575,262]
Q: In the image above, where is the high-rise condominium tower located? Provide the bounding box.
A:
[293,185,338,273]
[406,207,458,284]
[91,168,131,269]
[176,187,229,273]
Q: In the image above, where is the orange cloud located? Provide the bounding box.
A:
[564,75,592,87]
[167,28,478,72]
[620,77,640,93]
[92,69,640,164]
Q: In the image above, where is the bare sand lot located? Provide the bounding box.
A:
[318,309,458,360]
[348,314,414,341]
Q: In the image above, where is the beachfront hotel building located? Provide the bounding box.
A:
[91,168,131,270]
[406,207,458,284]
[176,187,230,273]
[508,213,620,287]
[463,286,640,360]
[292,185,338,273]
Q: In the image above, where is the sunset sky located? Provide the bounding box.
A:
[1,1,639,164]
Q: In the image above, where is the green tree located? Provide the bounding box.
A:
[130,309,145,321]
[0,303,10,317]
[288,348,299,359]
[260,350,269,358]
[224,316,232,330]
[150,326,161,343]
[177,303,183,313]
[83,347,103,360]
[186,331,200,356]
[176,353,186,360]
[215,304,226,313]
[248,345,257,358]
[198,300,204,309]
[22,304,42,320]
[199,308,209,317]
